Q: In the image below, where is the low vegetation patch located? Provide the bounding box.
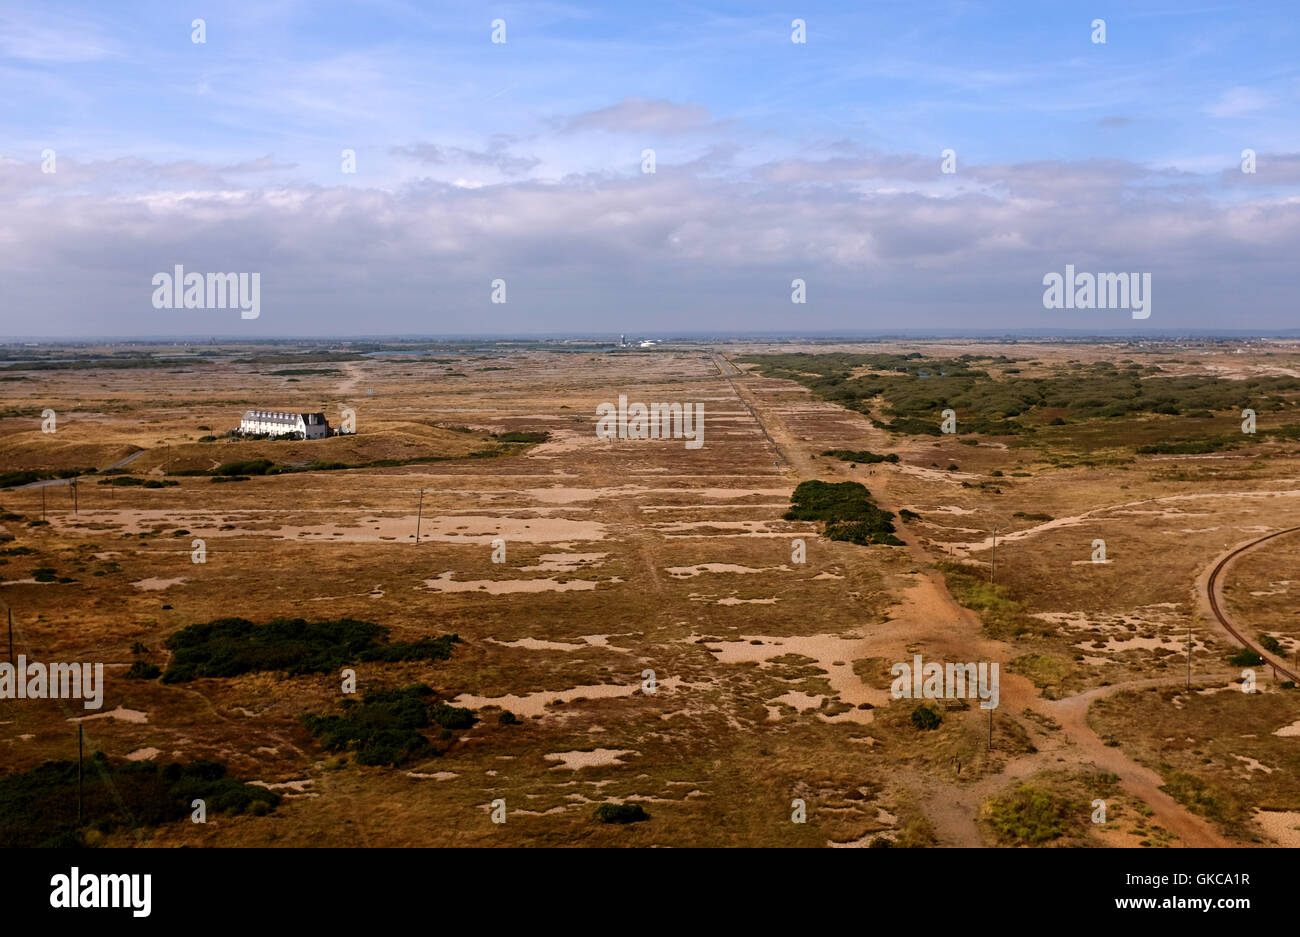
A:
[981,783,1078,845]
[594,803,649,824]
[1,469,82,488]
[935,562,1046,640]
[301,685,476,766]
[821,449,899,464]
[0,754,277,848]
[160,617,460,682]
[1159,770,1251,830]
[784,480,901,546]
[910,704,942,730]
[1228,648,1264,667]
[739,352,1300,450]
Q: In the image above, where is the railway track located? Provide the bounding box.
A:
[1204,525,1300,682]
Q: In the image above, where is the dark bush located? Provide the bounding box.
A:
[911,704,942,731]
[160,617,459,682]
[0,753,276,848]
[1228,648,1264,667]
[594,803,649,824]
[124,661,161,680]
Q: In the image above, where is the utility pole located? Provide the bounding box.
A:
[1186,624,1192,689]
[414,489,424,545]
[77,724,84,824]
[7,607,12,663]
[991,527,997,584]
[42,486,46,522]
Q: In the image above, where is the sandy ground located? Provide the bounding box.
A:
[3,340,1300,846]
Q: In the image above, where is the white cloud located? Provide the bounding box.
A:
[1205,86,1274,118]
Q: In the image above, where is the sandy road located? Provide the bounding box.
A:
[13,448,145,490]
[719,354,1232,847]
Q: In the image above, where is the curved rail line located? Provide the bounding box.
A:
[1205,525,1300,683]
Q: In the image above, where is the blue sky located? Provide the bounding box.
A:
[1,0,1298,337]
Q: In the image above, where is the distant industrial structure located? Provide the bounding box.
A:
[616,334,656,349]
[238,410,331,439]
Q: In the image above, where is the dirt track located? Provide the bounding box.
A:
[725,354,1234,847]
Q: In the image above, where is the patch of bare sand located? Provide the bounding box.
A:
[453,677,683,717]
[545,749,635,770]
[70,706,148,724]
[666,563,789,578]
[292,515,610,543]
[705,632,893,723]
[488,637,588,651]
[1256,809,1300,846]
[131,577,187,591]
[423,571,617,594]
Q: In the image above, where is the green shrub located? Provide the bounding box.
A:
[0,753,276,848]
[430,703,476,730]
[594,803,649,824]
[983,784,1075,845]
[785,480,900,546]
[215,458,274,476]
[1160,770,1250,829]
[301,685,475,767]
[910,704,942,730]
[820,449,899,464]
[1228,648,1264,667]
[160,617,460,682]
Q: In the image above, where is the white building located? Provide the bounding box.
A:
[239,410,331,439]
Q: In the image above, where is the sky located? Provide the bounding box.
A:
[1,0,1298,338]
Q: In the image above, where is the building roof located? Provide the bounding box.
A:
[241,410,330,425]
[242,410,302,425]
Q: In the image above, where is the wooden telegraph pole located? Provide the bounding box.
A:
[77,724,84,823]
[414,489,425,545]
[991,527,998,584]
[1187,625,1192,689]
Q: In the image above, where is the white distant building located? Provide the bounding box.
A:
[239,410,331,439]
